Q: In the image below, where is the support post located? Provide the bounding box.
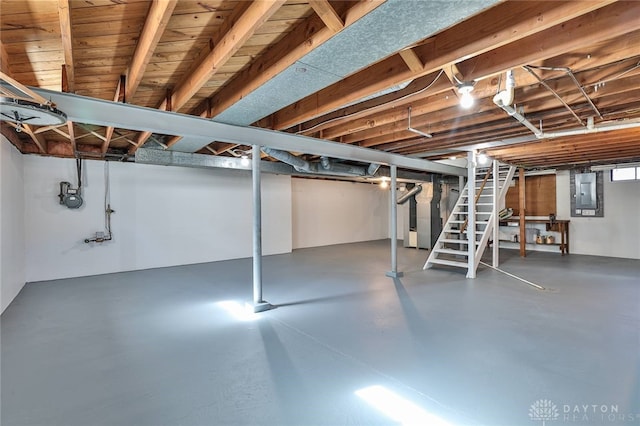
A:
[386,165,403,278]
[492,159,499,267]
[251,144,273,312]
[459,174,465,252]
[519,167,526,257]
[467,151,476,278]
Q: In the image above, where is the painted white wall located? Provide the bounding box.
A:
[1,137,26,313]
[556,170,640,259]
[23,156,292,282]
[292,178,389,249]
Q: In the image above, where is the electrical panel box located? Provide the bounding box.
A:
[575,172,597,209]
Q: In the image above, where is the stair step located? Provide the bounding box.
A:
[428,258,469,268]
[441,238,480,245]
[434,248,469,256]
[446,230,483,234]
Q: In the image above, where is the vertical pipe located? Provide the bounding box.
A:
[252,144,263,304]
[386,165,403,278]
[467,151,476,278]
[492,159,499,267]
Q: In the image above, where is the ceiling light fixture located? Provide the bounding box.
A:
[240,154,250,167]
[458,83,475,109]
[478,153,489,165]
[379,178,389,189]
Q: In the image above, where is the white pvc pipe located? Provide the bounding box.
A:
[492,69,640,140]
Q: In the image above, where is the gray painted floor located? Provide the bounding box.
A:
[2,240,639,426]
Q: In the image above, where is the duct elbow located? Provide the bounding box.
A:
[320,156,331,170]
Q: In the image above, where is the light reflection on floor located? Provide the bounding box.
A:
[356,385,454,426]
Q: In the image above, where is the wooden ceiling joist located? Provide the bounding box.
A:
[3,0,640,169]
[399,48,424,73]
[57,0,75,93]
[308,0,344,33]
[206,0,385,119]
[269,0,617,131]
[163,0,286,114]
[126,0,178,102]
[457,1,640,81]
[21,124,48,153]
[0,40,10,76]
[128,0,286,154]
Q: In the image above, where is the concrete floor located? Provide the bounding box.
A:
[2,240,639,426]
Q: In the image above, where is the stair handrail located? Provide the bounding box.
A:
[460,167,492,234]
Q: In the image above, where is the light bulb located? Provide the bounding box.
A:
[458,84,474,109]
[380,180,389,189]
[478,153,489,164]
[240,155,250,166]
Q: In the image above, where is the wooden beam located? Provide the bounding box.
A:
[309,0,344,33]
[164,0,285,113]
[269,0,615,130]
[57,0,75,93]
[103,76,125,153]
[0,40,10,76]
[207,0,385,119]
[458,2,640,81]
[129,1,285,154]
[126,0,177,101]
[0,71,50,105]
[519,168,526,257]
[67,121,76,153]
[130,130,153,154]
[21,124,47,153]
[165,135,182,149]
[399,48,424,73]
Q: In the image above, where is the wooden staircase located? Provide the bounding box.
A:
[423,161,516,277]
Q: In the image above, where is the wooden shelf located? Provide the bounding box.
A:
[498,218,570,255]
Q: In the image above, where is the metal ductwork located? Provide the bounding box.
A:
[261,147,376,177]
[397,184,422,205]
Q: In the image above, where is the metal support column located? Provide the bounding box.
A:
[467,151,476,278]
[459,174,465,252]
[386,165,403,278]
[251,144,273,313]
[492,159,500,267]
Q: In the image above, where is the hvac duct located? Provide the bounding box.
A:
[261,147,376,177]
[397,184,422,205]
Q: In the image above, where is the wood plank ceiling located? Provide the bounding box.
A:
[1,0,640,170]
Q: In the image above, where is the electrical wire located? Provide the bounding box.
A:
[76,157,82,189]
[297,69,446,134]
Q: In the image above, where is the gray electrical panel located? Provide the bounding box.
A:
[575,172,597,209]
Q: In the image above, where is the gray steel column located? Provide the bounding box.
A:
[386,165,403,278]
[251,144,273,312]
[459,174,466,252]
[492,159,500,267]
